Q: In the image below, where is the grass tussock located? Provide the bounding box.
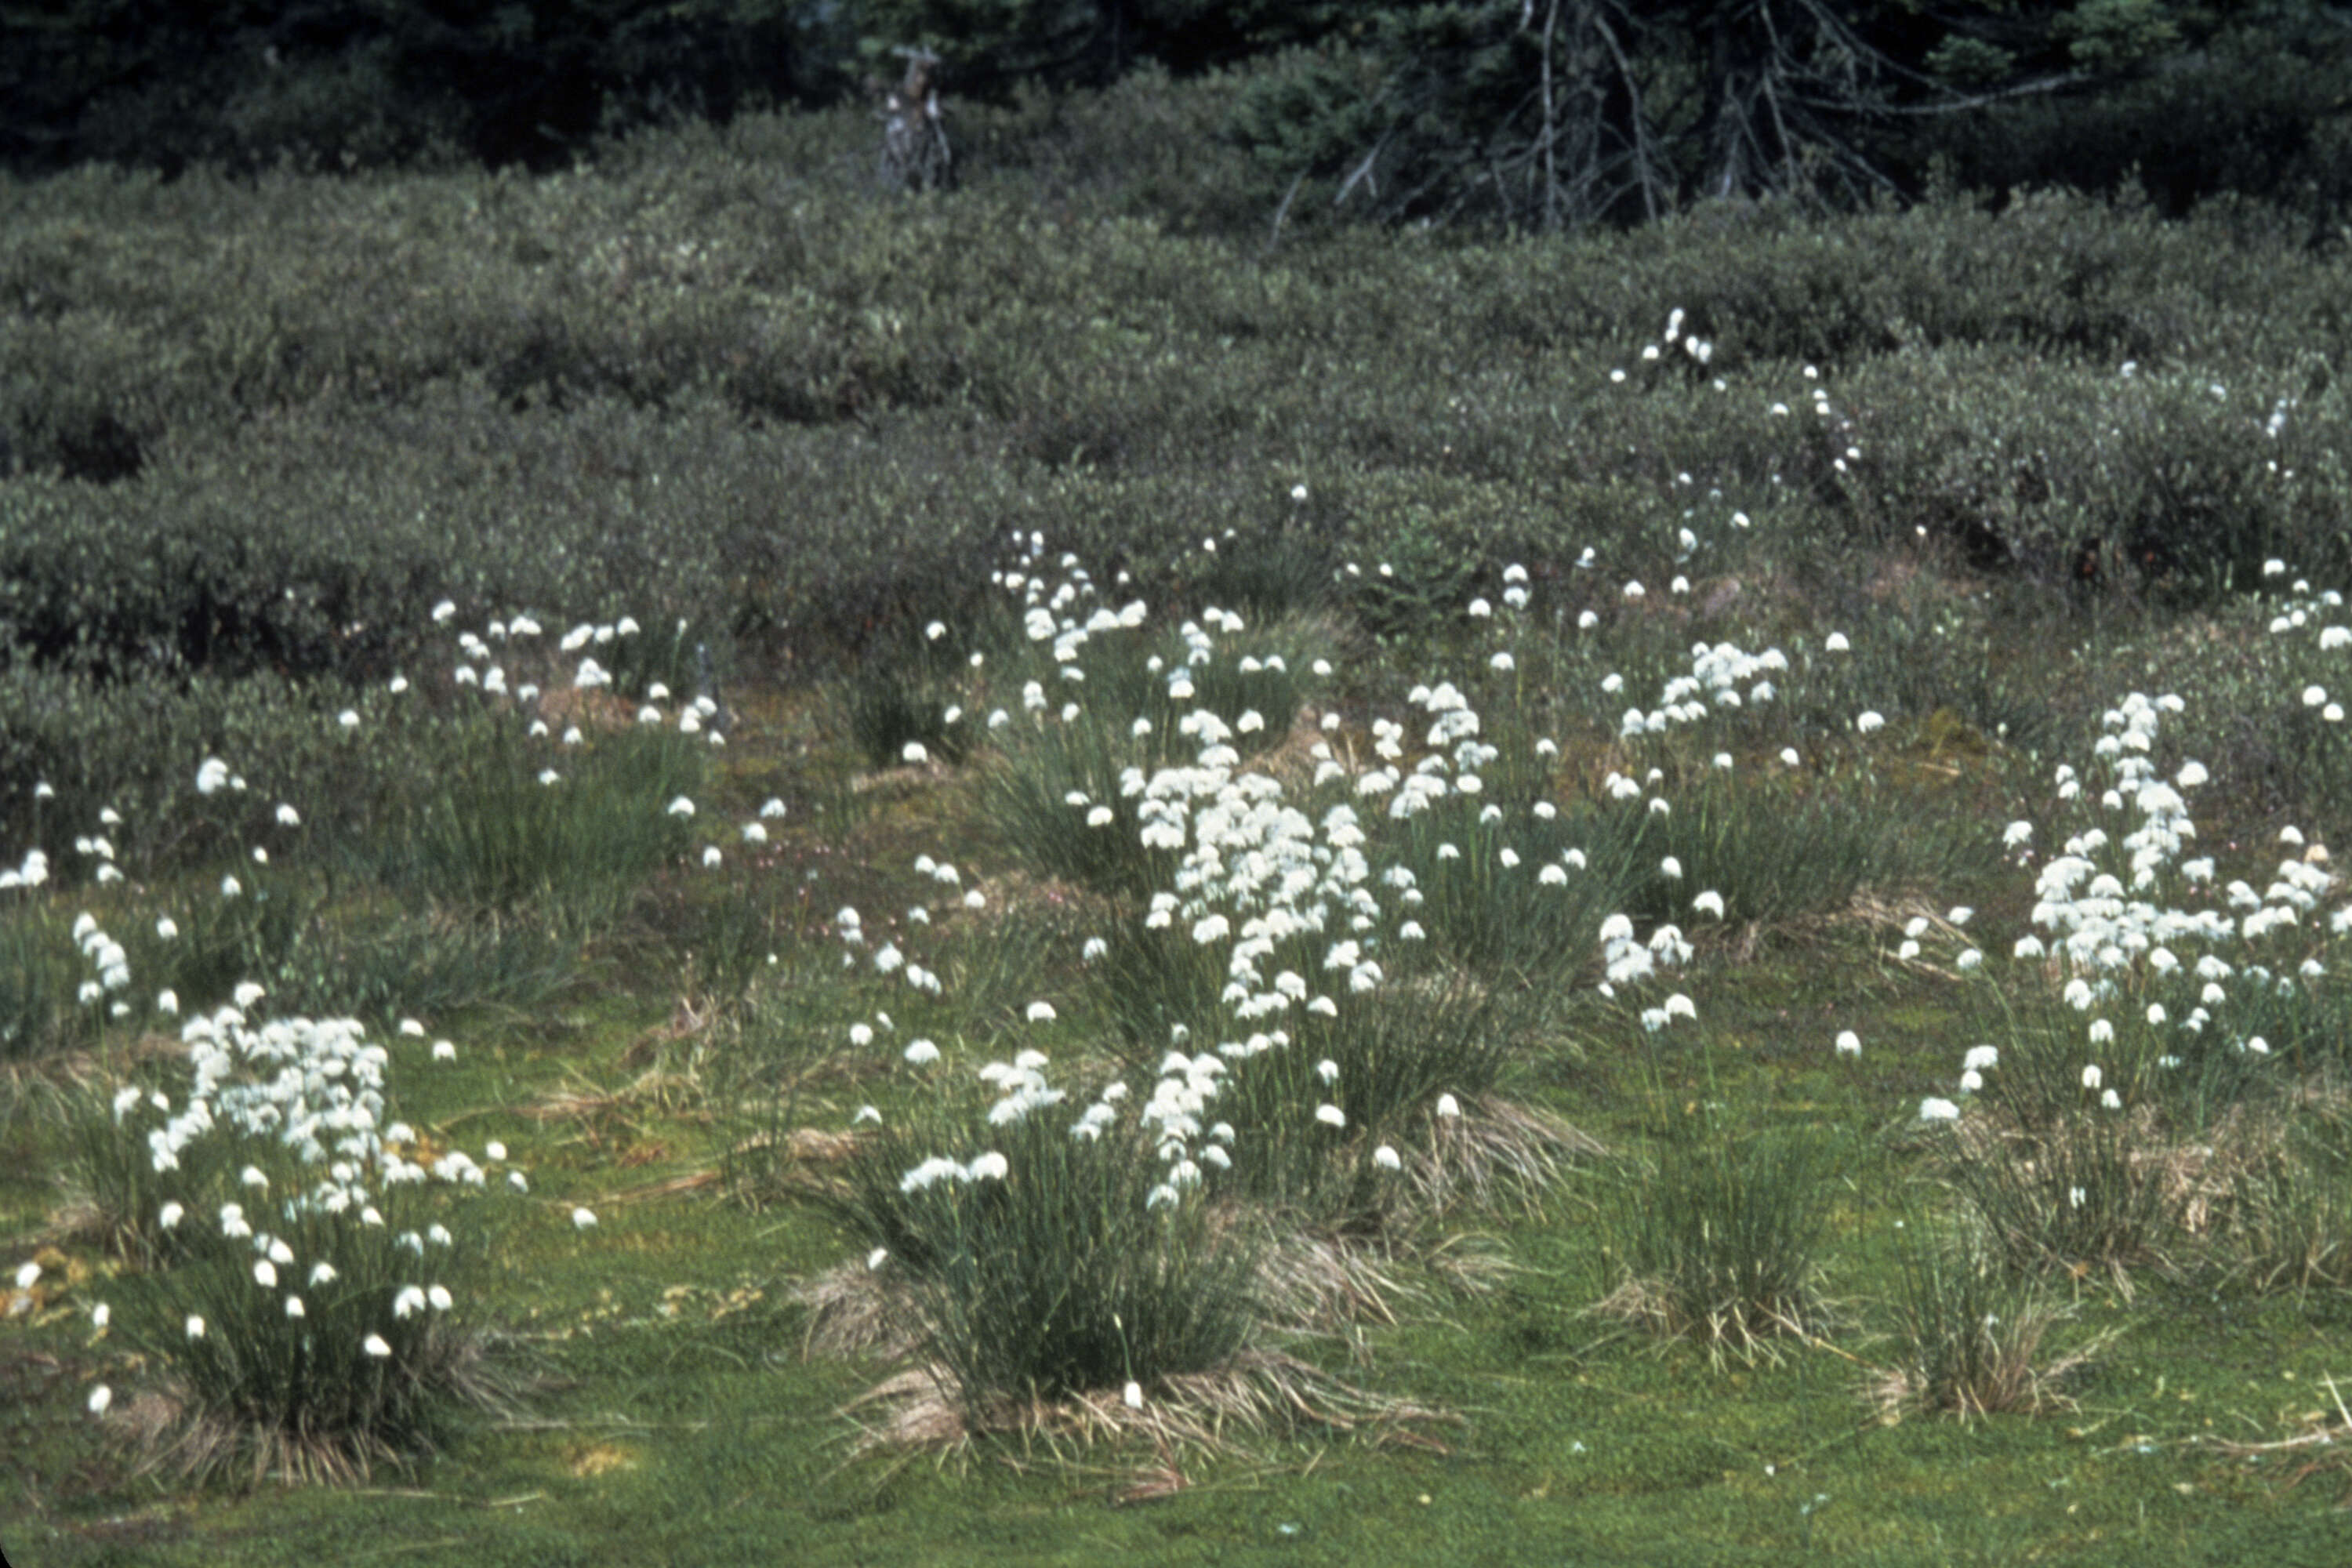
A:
[839,1348,1457,1465]
[1594,1120,1844,1360]
[1867,1219,2103,1423]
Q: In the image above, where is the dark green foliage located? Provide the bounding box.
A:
[1911,33,2352,224]
[0,0,833,177]
[4,140,2349,739]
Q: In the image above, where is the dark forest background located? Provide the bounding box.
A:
[4,2,2347,229]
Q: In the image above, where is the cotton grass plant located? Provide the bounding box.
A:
[67,999,550,1483]
[815,1047,1260,1417]
[804,1037,1439,1457]
[376,699,705,931]
[967,550,1330,893]
[1908,681,2352,1283]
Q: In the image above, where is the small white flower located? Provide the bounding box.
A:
[253,1259,278,1288]
[364,1334,393,1358]
[666,796,695,818]
[572,1207,598,1229]
[433,1040,456,1062]
[1316,1104,1346,1128]
[1026,1001,1057,1022]
[285,1294,306,1319]
[1124,1381,1145,1410]
[186,1314,206,1339]
[88,1385,112,1414]
[13,1261,38,1290]
[1918,1097,1961,1123]
[1835,1031,1860,1057]
[91,1302,109,1328]
[904,1039,940,1065]
[428,1285,453,1312]
[1373,1145,1402,1171]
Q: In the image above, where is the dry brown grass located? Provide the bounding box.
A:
[836,1348,1458,1476]
[790,1259,925,1362]
[1589,1273,1838,1363]
[1406,1092,1600,1218]
[1864,1299,2107,1424]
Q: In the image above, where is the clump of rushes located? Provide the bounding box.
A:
[1595,633,1986,927]
[60,996,551,1483]
[1869,1213,2097,1421]
[810,1044,1436,1454]
[2,893,94,1086]
[2220,1102,2352,1294]
[1907,686,2352,1283]
[1099,713,1589,1218]
[378,706,703,927]
[372,606,717,930]
[1592,998,1841,1358]
[1595,1114,1844,1359]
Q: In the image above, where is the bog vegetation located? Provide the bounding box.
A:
[5,60,2352,1568]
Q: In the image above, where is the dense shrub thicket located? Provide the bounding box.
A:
[2,89,2348,855]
